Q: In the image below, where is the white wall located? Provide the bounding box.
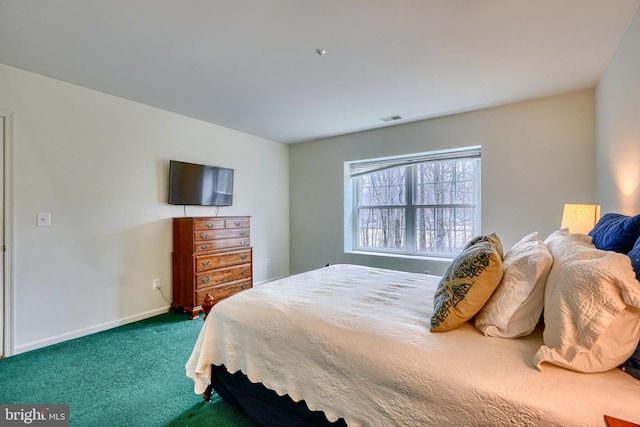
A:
[0,64,289,354]
[290,90,595,275]
[595,8,640,215]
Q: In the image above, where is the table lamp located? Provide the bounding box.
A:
[561,204,601,234]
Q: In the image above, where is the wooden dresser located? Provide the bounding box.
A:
[171,216,252,319]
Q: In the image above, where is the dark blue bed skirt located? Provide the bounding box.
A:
[211,364,348,427]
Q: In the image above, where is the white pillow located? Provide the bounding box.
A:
[533,229,640,373]
[475,232,552,338]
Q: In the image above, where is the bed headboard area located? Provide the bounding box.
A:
[431,212,640,381]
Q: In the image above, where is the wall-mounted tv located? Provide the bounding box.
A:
[168,160,234,206]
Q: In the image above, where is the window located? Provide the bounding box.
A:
[347,146,481,257]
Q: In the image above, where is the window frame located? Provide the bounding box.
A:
[346,146,481,259]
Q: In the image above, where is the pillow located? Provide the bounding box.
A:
[588,213,640,253]
[533,230,640,373]
[621,342,640,380]
[464,232,504,259]
[475,232,552,338]
[628,235,640,281]
[623,236,640,380]
[431,235,503,332]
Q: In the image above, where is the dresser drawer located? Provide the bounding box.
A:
[194,227,250,242]
[194,218,226,231]
[193,237,251,253]
[195,264,251,289]
[196,279,252,306]
[196,250,252,272]
[226,218,250,229]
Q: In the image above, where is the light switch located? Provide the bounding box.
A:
[37,212,51,227]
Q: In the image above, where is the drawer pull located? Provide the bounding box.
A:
[240,241,247,246]
[241,269,249,275]
[235,221,241,226]
[240,255,247,260]
[201,260,211,267]
[200,244,209,249]
[241,284,249,289]
[239,230,246,236]
[201,277,210,284]
[200,233,208,239]
[206,223,214,229]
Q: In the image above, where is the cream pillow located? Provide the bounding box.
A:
[475,232,552,338]
[431,236,503,332]
[533,230,640,373]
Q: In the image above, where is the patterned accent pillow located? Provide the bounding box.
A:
[431,236,504,332]
[464,232,504,259]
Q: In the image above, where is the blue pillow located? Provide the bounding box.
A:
[621,341,640,380]
[588,213,640,253]
[628,236,640,281]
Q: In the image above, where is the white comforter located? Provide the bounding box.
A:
[186,264,640,426]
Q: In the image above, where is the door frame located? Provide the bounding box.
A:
[1,109,14,357]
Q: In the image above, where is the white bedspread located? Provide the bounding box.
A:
[186,264,640,426]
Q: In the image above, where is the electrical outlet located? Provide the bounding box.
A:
[265,258,271,267]
[37,212,51,227]
[152,278,161,290]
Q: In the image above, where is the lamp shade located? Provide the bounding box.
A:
[561,204,601,234]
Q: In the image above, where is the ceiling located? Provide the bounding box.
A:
[1,1,639,144]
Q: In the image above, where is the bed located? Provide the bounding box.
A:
[186,226,640,427]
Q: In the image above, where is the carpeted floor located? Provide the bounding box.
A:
[0,312,256,426]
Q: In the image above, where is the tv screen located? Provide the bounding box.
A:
[168,160,234,206]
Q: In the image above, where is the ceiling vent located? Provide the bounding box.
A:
[380,115,402,123]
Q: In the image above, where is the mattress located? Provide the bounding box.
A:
[186,264,640,426]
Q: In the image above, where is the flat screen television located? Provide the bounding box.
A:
[168,160,234,206]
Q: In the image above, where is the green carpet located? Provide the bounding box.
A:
[0,313,256,426]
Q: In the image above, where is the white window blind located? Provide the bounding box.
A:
[349,146,481,177]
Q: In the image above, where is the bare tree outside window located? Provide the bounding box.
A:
[357,168,406,250]
[414,159,478,254]
[352,149,480,257]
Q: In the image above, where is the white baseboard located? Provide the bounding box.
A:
[12,278,289,356]
[13,306,171,355]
